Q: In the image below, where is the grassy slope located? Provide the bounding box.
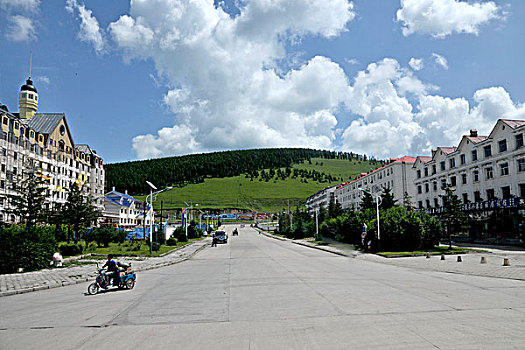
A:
[139,158,379,213]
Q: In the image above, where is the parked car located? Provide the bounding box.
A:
[215,231,228,244]
[240,224,245,228]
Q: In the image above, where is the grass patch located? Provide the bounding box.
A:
[135,158,377,212]
[377,246,486,258]
[58,239,203,258]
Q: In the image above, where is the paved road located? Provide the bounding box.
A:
[1,226,525,349]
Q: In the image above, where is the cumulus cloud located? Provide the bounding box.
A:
[1,0,40,42]
[408,58,423,71]
[108,0,356,158]
[396,0,504,38]
[341,59,525,159]
[66,0,105,54]
[5,15,36,42]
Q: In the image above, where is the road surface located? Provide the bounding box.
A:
[1,225,524,349]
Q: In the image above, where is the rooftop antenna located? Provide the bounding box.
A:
[29,50,32,78]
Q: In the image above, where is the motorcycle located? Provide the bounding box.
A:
[87,262,136,295]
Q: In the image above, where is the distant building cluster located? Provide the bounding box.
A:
[307,119,525,240]
[0,77,105,223]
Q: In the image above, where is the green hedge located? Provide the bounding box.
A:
[0,226,57,274]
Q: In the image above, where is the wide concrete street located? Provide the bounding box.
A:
[1,225,525,349]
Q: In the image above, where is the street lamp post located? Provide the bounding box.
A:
[315,208,319,240]
[359,188,381,251]
[146,181,172,254]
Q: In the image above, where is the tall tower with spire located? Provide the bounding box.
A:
[18,53,38,119]
[19,77,38,119]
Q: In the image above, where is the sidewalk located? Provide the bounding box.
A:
[262,230,525,282]
[0,239,210,297]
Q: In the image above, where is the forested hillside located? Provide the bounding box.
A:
[106,148,372,194]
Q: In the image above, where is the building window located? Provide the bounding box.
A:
[460,154,466,165]
[432,165,436,175]
[520,184,525,197]
[516,134,524,149]
[417,170,421,178]
[425,183,429,192]
[474,191,482,202]
[498,140,507,153]
[449,158,456,169]
[461,173,467,185]
[485,167,493,180]
[13,152,17,160]
[440,161,446,171]
[484,145,492,158]
[486,189,495,200]
[417,185,422,194]
[2,117,7,125]
[462,193,468,204]
[501,186,511,199]
[434,198,439,207]
[473,170,479,182]
[518,158,525,172]
[30,131,34,138]
[500,162,509,176]
[418,201,423,209]
[450,176,456,187]
[14,122,18,130]
[1,164,4,173]
[433,181,437,191]
[441,179,446,189]
[424,168,428,177]
[472,150,478,161]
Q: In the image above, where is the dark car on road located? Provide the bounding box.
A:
[215,231,228,244]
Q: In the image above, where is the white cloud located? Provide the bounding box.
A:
[5,15,36,42]
[345,58,359,65]
[408,57,423,71]
[66,0,105,54]
[109,0,356,158]
[432,53,448,70]
[0,0,39,13]
[340,59,524,159]
[396,0,504,38]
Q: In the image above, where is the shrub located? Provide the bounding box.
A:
[152,242,161,251]
[166,237,178,246]
[59,243,84,257]
[368,207,422,252]
[126,242,142,251]
[91,227,117,247]
[0,226,58,273]
[86,241,98,252]
[153,229,166,245]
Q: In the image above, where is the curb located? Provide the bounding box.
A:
[0,242,208,298]
[291,240,350,257]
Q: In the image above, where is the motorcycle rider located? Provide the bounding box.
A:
[102,254,119,287]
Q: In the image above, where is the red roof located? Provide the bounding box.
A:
[464,136,487,143]
[437,146,457,155]
[391,156,417,163]
[501,119,525,129]
[416,156,432,163]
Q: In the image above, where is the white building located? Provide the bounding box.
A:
[306,186,336,213]
[335,156,417,211]
[0,77,104,223]
[103,189,153,229]
[413,119,525,240]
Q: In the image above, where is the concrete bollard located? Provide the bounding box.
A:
[480,256,486,264]
[503,257,510,266]
[426,252,431,259]
[457,256,462,262]
[441,254,445,260]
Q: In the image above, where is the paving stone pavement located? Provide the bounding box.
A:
[260,229,525,281]
[0,239,211,297]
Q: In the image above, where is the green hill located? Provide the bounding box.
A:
[134,157,378,213]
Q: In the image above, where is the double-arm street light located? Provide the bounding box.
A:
[146,181,172,254]
[359,188,382,250]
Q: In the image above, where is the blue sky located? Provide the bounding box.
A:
[0,0,524,163]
